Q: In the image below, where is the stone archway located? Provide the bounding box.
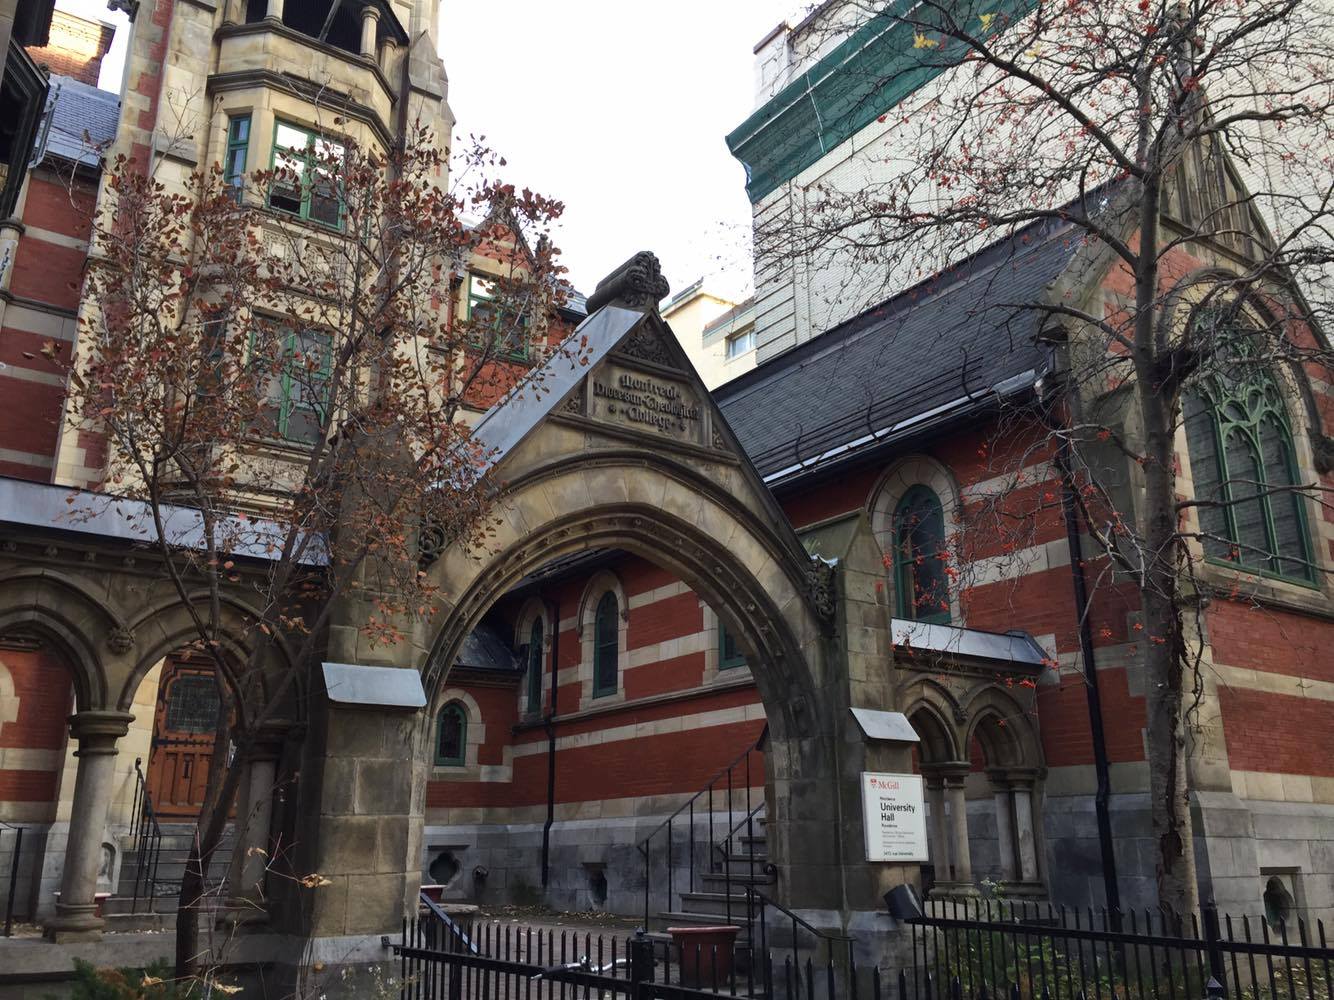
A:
[289,266,914,949]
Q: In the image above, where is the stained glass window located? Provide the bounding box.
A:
[593,592,619,697]
[893,485,950,624]
[1184,311,1314,582]
[436,703,467,766]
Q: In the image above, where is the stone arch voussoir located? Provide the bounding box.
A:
[422,459,825,745]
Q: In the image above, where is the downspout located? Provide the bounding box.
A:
[541,599,559,888]
[1056,436,1122,918]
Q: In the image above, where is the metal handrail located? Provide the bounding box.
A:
[636,725,768,929]
[717,800,765,858]
[129,757,164,914]
[635,725,767,849]
[419,890,479,955]
[749,885,854,983]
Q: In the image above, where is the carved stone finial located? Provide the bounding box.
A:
[585,251,670,314]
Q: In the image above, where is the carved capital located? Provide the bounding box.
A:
[106,627,135,656]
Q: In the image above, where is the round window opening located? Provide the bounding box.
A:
[429,850,462,889]
[1263,876,1294,929]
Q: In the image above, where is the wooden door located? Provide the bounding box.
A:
[146,659,221,817]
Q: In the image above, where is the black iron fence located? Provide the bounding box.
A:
[397,898,1333,1000]
[908,898,1332,1000]
[398,913,867,1000]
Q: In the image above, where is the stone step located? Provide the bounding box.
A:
[699,869,774,888]
[718,852,769,867]
[676,891,760,919]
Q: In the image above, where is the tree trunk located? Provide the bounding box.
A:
[174,742,244,980]
[1131,164,1201,919]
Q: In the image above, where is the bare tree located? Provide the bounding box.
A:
[761,0,1334,915]
[51,121,571,978]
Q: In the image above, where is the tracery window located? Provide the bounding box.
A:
[593,592,619,697]
[893,485,950,624]
[1183,312,1314,583]
[525,617,544,714]
[435,702,467,766]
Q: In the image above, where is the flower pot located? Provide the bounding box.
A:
[420,884,446,905]
[666,925,740,988]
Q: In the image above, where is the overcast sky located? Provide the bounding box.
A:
[60,0,796,304]
[438,1,799,301]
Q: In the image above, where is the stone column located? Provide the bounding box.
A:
[226,727,285,917]
[943,766,972,887]
[925,779,951,880]
[266,0,284,21]
[360,5,380,58]
[1012,775,1040,883]
[45,710,134,942]
[989,771,1018,883]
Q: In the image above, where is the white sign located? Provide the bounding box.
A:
[862,772,929,863]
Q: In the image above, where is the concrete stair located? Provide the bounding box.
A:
[107,823,236,922]
[654,815,772,939]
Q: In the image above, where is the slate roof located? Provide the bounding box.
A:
[39,74,119,168]
[714,218,1086,484]
[455,621,520,673]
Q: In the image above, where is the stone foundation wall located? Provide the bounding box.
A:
[423,812,757,918]
[1042,788,1334,922]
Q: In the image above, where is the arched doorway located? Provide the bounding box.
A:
[409,302,859,920]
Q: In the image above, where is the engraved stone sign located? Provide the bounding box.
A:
[590,362,702,443]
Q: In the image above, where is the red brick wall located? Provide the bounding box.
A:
[0,170,97,480]
[25,10,116,87]
[0,647,72,807]
[1206,600,1334,684]
[1218,687,1334,777]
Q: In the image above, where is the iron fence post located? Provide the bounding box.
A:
[630,929,656,1000]
[1203,902,1227,994]
[4,826,21,937]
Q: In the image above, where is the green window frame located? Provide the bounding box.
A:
[268,120,344,229]
[435,702,467,766]
[525,617,544,714]
[466,272,530,361]
[1184,312,1315,584]
[718,621,748,670]
[592,592,619,698]
[256,326,333,445]
[893,485,951,624]
[224,114,251,201]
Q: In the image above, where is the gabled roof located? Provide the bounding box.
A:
[38,74,119,168]
[715,218,1085,485]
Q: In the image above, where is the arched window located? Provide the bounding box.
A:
[435,702,467,766]
[718,621,747,670]
[526,618,544,714]
[593,592,619,697]
[893,485,950,624]
[1184,311,1314,582]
